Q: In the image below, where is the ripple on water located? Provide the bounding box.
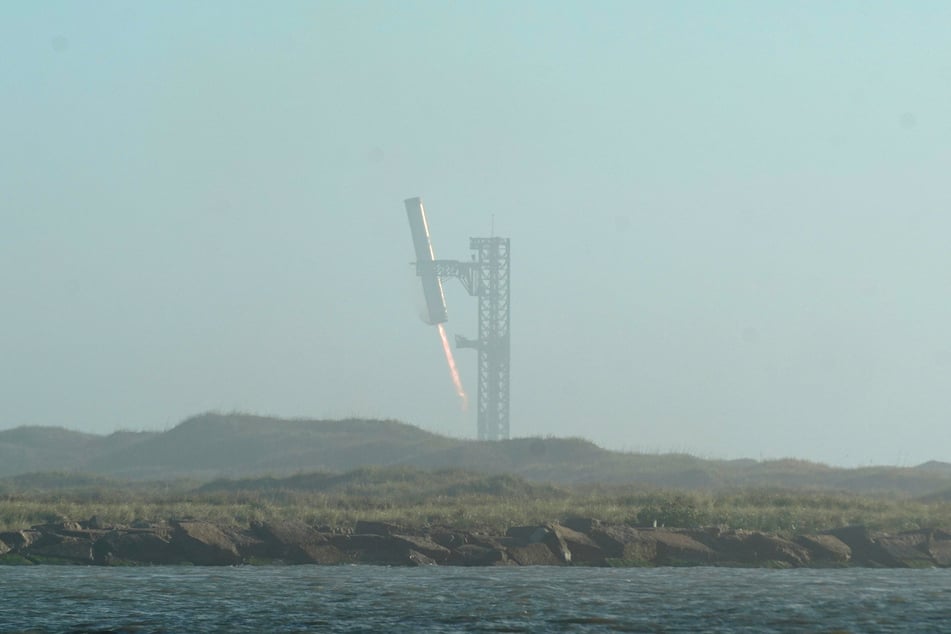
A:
[1,567,951,633]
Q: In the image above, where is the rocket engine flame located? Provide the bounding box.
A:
[437,323,468,411]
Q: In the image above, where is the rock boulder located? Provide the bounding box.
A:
[251,521,348,564]
[796,534,851,565]
[169,520,241,565]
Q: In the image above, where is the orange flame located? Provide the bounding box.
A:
[437,323,468,411]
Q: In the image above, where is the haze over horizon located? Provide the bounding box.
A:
[2,2,950,467]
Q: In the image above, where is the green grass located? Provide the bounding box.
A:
[0,554,35,565]
[2,467,951,535]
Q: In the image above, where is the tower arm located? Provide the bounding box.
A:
[431,260,480,296]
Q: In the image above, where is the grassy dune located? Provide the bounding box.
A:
[4,415,951,536]
[4,413,951,496]
[3,467,951,535]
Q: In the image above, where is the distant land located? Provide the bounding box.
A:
[2,412,951,496]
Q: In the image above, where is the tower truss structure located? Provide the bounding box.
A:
[452,238,510,440]
[407,200,511,441]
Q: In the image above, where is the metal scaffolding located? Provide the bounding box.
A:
[454,237,510,440]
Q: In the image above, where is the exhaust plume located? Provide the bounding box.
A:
[437,323,468,411]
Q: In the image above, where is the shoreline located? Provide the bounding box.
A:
[3,517,949,568]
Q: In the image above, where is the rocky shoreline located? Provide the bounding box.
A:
[2,517,950,568]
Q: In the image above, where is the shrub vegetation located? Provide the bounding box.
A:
[2,467,950,535]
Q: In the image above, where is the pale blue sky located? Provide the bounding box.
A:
[2,1,950,465]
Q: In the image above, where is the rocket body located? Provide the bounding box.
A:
[405,197,449,324]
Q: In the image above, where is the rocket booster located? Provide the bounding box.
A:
[405,197,449,325]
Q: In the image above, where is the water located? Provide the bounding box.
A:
[1,566,950,633]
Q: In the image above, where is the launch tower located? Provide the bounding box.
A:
[404,198,511,440]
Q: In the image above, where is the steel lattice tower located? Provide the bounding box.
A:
[458,237,511,440]
[404,197,511,440]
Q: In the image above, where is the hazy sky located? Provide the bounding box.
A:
[2,1,950,466]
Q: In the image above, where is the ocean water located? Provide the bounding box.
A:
[1,566,950,633]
